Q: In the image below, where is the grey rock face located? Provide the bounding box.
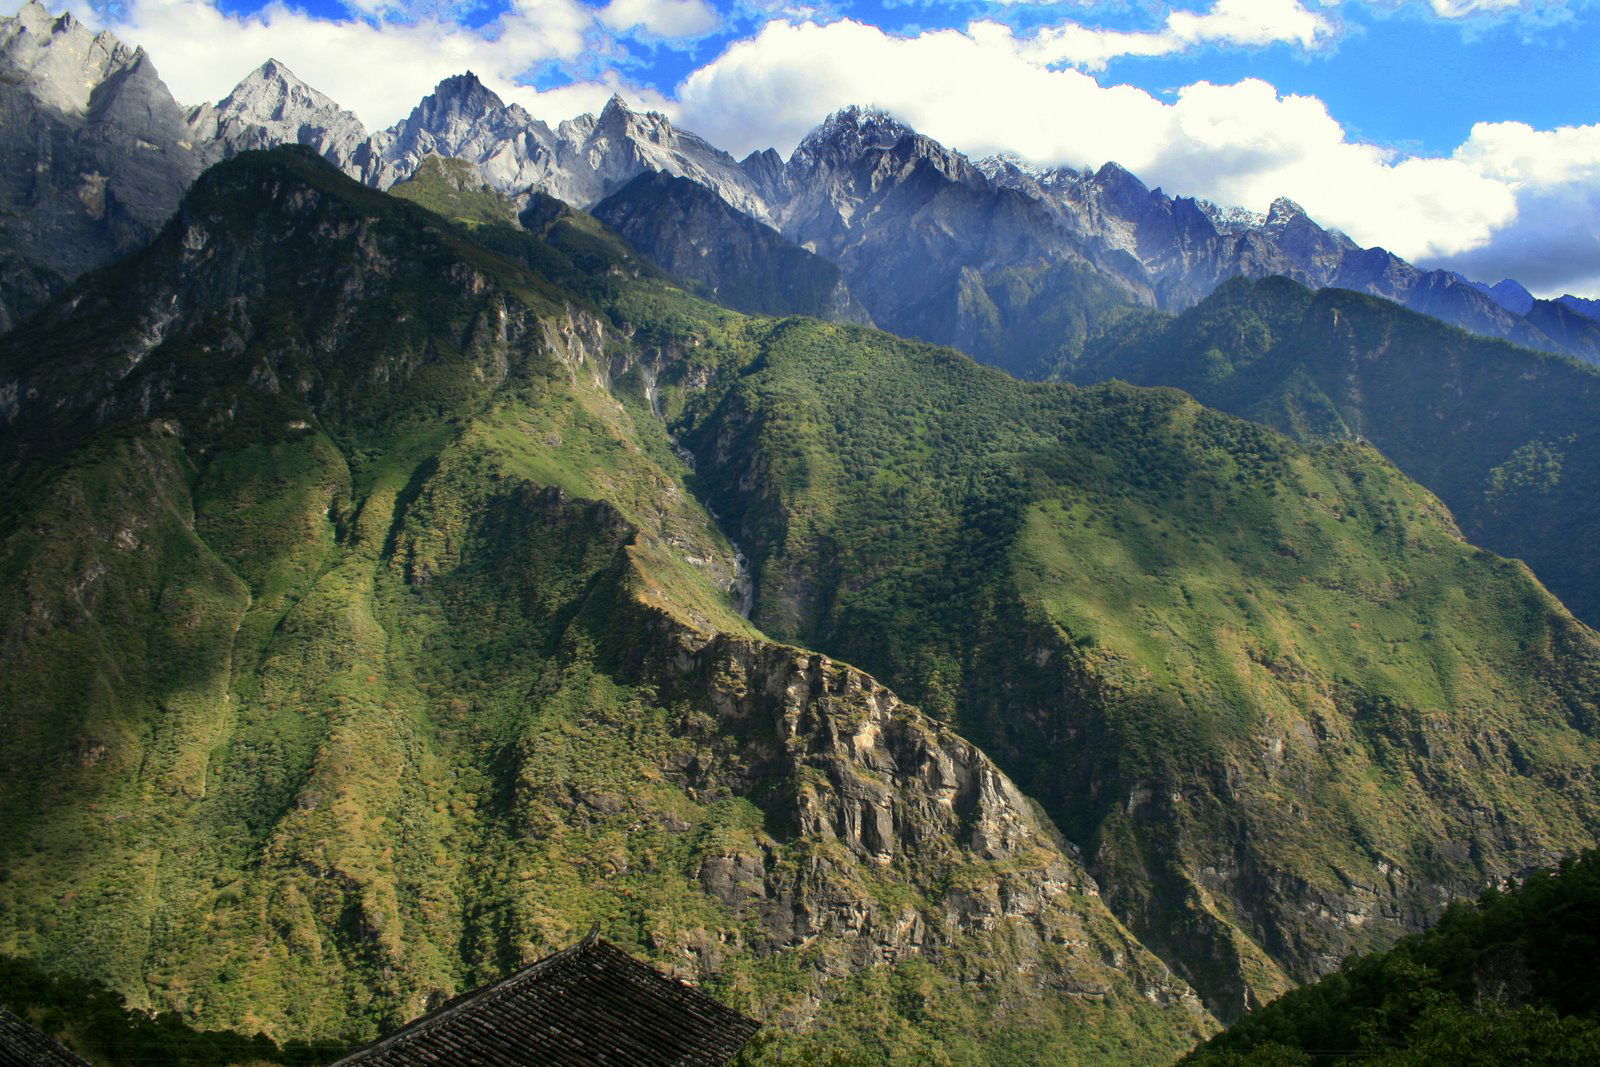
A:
[0,0,201,331]
[370,72,557,194]
[980,151,1600,364]
[186,59,383,183]
[619,618,1212,1031]
[763,107,1144,378]
[590,170,869,323]
[370,79,772,221]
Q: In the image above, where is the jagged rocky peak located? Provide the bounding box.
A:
[976,151,1049,181]
[593,91,679,143]
[598,91,633,122]
[189,56,376,181]
[213,58,348,123]
[1089,160,1161,212]
[408,70,507,130]
[1489,278,1536,315]
[1093,160,1149,191]
[1264,195,1310,225]
[1199,199,1267,234]
[793,104,914,162]
[738,145,787,202]
[1,0,142,113]
[1260,195,1358,257]
[0,0,201,330]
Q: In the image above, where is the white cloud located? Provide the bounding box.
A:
[93,0,606,127]
[1421,121,1600,296]
[1424,0,1527,16]
[1025,0,1335,69]
[597,0,720,39]
[1454,120,1600,187]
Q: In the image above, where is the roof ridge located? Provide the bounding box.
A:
[333,933,759,1065]
[332,935,603,1063]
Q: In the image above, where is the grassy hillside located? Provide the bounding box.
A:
[673,315,1600,1019]
[1072,275,1600,629]
[1185,850,1600,1064]
[0,148,1212,1063]
[5,147,1600,1062]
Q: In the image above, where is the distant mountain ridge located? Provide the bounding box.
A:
[2,0,1598,368]
[1073,274,1600,628]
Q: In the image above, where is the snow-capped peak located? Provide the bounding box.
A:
[977,152,1049,182]
[793,104,913,163]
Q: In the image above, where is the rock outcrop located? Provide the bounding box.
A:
[0,0,201,330]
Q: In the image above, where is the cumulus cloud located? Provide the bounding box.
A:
[1024,0,1335,69]
[1421,121,1600,296]
[1454,120,1600,187]
[597,0,720,39]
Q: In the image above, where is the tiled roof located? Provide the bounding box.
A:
[335,931,760,1066]
[0,1006,91,1066]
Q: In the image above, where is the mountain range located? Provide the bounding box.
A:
[4,2,1600,1063]
[3,0,1599,365]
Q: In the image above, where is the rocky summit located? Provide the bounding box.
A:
[0,0,201,330]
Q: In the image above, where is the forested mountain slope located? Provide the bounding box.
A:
[1186,850,1600,1064]
[1073,276,1600,628]
[4,148,1600,1062]
[0,148,1212,1062]
[674,315,1600,1019]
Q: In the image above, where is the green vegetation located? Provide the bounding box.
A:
[4,147,1598,1062]
[671,314,1600,1018]
[1186,850,1600,1065]
[1072,275,1600,628]
[949,256,1146,381]
[0,148,1210,1063]
[0,955,349,1065]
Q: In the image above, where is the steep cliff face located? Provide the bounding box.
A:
[673,316,1600,1020]
[0,148,1213,1061]
[616,620,1212,1056]
[0,0,201,330]
[1187,850,1600,1063]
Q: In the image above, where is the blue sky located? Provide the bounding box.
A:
[59,0,1600,294]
